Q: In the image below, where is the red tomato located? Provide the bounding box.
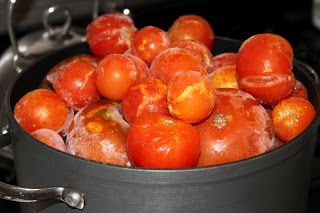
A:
[209,65,239,89]
[168,14,214,49]
[127,112,200,168]
[289,80,309,100]
[211,52,237,73]
[67,100,131,166]
[237,33,295,105]
[53,60,100,109]
[124,54,150,79]
[31,129,67,152]
[122,77,168,124]
[271,97,316,142]
[171,39,214,73]
[167,71,215,123]
[14,89,69,133]
[150,47,206,84]
[131,26,170,64]
[95,54,141,101]
[86,13,136,57]
[196,88,275,166]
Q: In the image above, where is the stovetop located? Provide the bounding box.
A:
[0,0,319,212]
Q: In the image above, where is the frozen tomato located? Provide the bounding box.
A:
[196,88,275,167]
[67,100,131,166]
[122,77,168,124]
[127,112,200,168]
[289,80,309,100]
[86,12,136,57]
[14,89,69,133]
[95,54,142,101]
[31,129,67,152]
[209,65,239,89]
[131,26,170,64]
[171,39,213,73]
[168,14,214,49]
[271,97,316,142]
[167,71,215,123]
[150,47,206,84]
[211,52,237,72]
[124,54,150,79]
[53,60,100,109]
[237,33,295,105]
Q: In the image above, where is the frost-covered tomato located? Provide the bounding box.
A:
[150,47,206,84]
[271,97,316,142]
[131,26,170,64]
[122,77,168,124]
[67,100,131,166]
[14,89,69,133]
[95,54,143,101]
[237,33,295,105]
[53,60,100,109]
[86,13,136,57]
[209,65,239,89]
[127,112,200,168]
[196,88,275,167]
[211,52,237,73]
[31,129,67,152]
[171,39,213,73]
[168,14,214,49]
[167,71,215,123]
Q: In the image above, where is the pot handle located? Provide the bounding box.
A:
[0,182,85,210]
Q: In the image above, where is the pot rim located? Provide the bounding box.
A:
[4,38,320,184]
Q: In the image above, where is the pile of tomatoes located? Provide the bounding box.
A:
[13,13,317,169]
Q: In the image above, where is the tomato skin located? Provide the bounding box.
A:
[127,112,200,168]
[237,33,295,105]
[195,88,275,167]
[14,89,69,133]
[31,129,67,152]
[150,47,206,84]
[271,97,316,142]
[209,65,239,89]
[168,14,214,49]
[53,60,100,109]
[211,52,237,72]
[86,13,136,57]
[167,71,215,123]
[122,77,168,124]
[289,80,309,100]
[131,26,170,64]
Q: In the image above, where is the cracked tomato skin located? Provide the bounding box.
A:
[195,88,275,167]
[13,89,69,133]
[168,14,214,49]
[237,33,295,105]
[127,112,200,168]
[86,13,136,57]
[271,97,316,142]
[167,71,215,123]
[122,77,168,124]
[66,100,131,166]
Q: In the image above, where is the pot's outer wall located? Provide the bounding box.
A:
[5,38,320,213]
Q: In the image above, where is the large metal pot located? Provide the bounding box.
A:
[0,37,319,213]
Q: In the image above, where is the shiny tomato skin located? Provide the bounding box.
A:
[53,60,100,109]
[127,112,200,168]
[131,26,170,64]
[195,88,275,167]
[289,80,309,100]
[167,71,215,123]
[122,77,168,124]
[66,100,131,166]
[237,33,295,105]
[86,13,136,57]
[14,89,69,133]
[168,14,214,49]
[271,97,316,142]
[95,54,139,101]
[150,47,206,84]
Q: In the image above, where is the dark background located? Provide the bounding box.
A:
[0,0,319,212]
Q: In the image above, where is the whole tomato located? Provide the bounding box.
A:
[86,13,136,57]
[237,33,295,105]
[127,112,200,168]
[196,88,275,167]
[168,14,214,49]
[14,89,69,133]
